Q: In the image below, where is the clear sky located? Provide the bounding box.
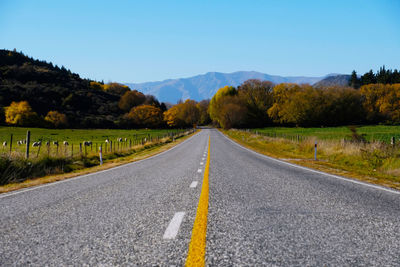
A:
[1,0,399,83]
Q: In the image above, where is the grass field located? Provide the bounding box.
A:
[251,125,400,143]
[0,126,186,156]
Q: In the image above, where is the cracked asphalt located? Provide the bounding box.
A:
[1,128,400,266]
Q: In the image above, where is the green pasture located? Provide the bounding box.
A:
[252,125,400,143]
[0,127,185,155]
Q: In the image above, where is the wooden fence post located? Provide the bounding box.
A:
[25,130,30,159]
[9,133,13,154]
[314,141,318,161]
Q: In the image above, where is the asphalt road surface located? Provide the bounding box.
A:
[1,129,400,266]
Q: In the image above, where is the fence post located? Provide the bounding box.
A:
[314,141,318,161]
[110,141,113,153]
[9,133,13,154]
[25,130,30,159]
[71,144,74,157]
[99,145,103,165]
[36,144,41,158]
[79,143,82,155]
[391,136,395,147]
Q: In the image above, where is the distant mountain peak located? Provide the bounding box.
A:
[125,71,327,103]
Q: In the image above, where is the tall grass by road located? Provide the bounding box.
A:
[224,128,400,190]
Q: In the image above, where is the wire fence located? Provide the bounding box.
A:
[0,129,194,159]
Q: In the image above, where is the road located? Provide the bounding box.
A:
[1,129,400,266]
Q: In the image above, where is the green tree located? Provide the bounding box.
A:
[349,70,360,88]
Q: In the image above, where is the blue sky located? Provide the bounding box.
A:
[1,0,399,83]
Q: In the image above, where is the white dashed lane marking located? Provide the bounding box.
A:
[163,212,185,239]
[190,181,198,188]
[197,169,202,173]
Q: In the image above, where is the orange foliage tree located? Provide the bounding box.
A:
[124,105,164,128]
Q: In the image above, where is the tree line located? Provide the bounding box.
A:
[349,66,400,88]
[0,49,209,129]
[209,79,400,128]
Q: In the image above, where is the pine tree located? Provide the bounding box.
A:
[349,70,360,88]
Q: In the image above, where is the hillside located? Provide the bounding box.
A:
[313,75,351,88]
[126,71,325,103]
[0,49,125,128]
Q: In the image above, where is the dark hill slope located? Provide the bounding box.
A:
[313,75,351,88]
[0,49,121,128]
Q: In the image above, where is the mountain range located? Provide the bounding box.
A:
[125,71,347,103]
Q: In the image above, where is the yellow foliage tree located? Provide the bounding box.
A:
[163,105,183,127]
[45,111,68,128]
[89,81,104,91]
[103,82,130,96]
[5,101,39,126]
[163,100,200,127]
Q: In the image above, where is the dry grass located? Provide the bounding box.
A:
[0,130,198,193]
[223,129,400,191]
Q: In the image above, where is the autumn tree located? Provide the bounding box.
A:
[4,101,40,126]
[218,96,247,129]
[180,100,200,127]
[118,90,146,112]
[89,81,104,91]
[104,82,130,95]
[360,83,400,123]
[44,110,68,128]
[238,79,274,127]
[124,105,164,128]
[268,84,325,126]
[209,86,238,127]
[197,99,211,125]
[164,105,185,127]
[163,100,201,128]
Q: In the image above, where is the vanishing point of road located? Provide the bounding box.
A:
[1,129,400,266]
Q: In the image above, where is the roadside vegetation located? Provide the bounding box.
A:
[224,128,400,190]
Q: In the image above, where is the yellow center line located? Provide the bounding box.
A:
[186,136,210,267]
